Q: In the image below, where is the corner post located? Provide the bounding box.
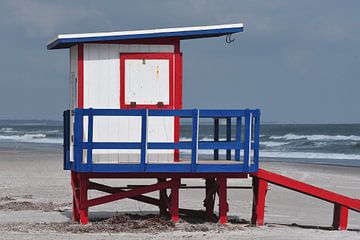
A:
[79,173,89,224]
[218,177,228,224]
[332,204,349,230]
[170,178,180,223]
[251,177,268,226]
[158,178,168,217]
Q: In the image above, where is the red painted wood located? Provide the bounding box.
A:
[77,44,84,108]
[174,49,182,162]
[218,177,228,224]
[332,204,349,230]
[205,178,216,221]
[252,169,360,212]
[88,181,161,206]
[79,174,89,224]
[71,171,80,222]
[170,178,180,222]
[158,178,168,216]
[251,177,268,226]
[119,52,175,109]
[85,179,176,208]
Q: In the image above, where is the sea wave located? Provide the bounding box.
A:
[260,141,289,147]
[270,134,360,141]
[260,151,360,160]
[0,128,14,133]
[179,149,360,160]
[0,134,62,144]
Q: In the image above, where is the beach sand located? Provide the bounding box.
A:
[0,149,359,239]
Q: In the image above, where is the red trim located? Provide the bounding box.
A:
[174,50,182,161]
[77,44,84,108]
[120,52,174,109]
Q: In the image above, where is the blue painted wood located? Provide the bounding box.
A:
[191,109,199,172]
[214,118,219,160]
[253,113,260,171]
[84,142,142,149]
[198,141,241,149]
[235,116,242,161]
[140,109,148,171]
[226,117,232,160]
[73,163,248,173]
[71,108,260,173]
[74,109,84,171]
[63,110,70,170]
[86,108,94,169]
[148,142,192,149]
[243,110,251,172]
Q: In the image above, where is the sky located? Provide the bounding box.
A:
[0,0,359,123]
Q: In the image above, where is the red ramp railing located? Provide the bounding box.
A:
[250,168,360,230]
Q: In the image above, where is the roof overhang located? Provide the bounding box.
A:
[47,23,243,50]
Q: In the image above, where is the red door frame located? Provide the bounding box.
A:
[120,52,174,109]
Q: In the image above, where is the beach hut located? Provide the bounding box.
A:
[48,23,359,229]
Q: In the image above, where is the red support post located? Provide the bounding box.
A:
[218,177,228,224]
[170,178,180,222]
[158,178,168,217]
[204,178,216,221]
[78,173,89,224]
[71,171,80,222]
[251,177,268,226]
[332,204,349,230]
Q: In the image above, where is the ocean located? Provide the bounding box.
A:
[0,120,359,167]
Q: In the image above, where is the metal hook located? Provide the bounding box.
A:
[225,34,235,44]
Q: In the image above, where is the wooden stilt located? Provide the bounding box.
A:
[251,177,268,226]
[79,173,89,225]
[71,171,80,222]
[204,178,217,221]
[332,204,349,230]
[170,178,180,222]
[218,177,228,224]
[158,178,168,217]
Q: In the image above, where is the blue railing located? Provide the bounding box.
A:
[63,108,260,173]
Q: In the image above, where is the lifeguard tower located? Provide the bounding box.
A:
[48,23,359,230]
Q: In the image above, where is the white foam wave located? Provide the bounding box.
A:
[0,134,62,144]
[261,141,289,147]
[0,128,14,133]
[260,151,360,160]
[270,134,360,141]
[179,149,360,160]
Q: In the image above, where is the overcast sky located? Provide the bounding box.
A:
[0,0,359,123]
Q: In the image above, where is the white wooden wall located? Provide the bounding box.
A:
[82,43,175,164]
[69,46,78,162]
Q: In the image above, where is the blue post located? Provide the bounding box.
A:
[63,110,70,170]
[235,116,242,161]
[191,109,199,172]
[253,110,260,171]
[140,109,148,171]
[226,117,231,160]
[243,110,250,172]
[74,109,84,171]
[86,108,94,170]
[214,118,219,160]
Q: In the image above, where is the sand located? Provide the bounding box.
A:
[0,149,359,239]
